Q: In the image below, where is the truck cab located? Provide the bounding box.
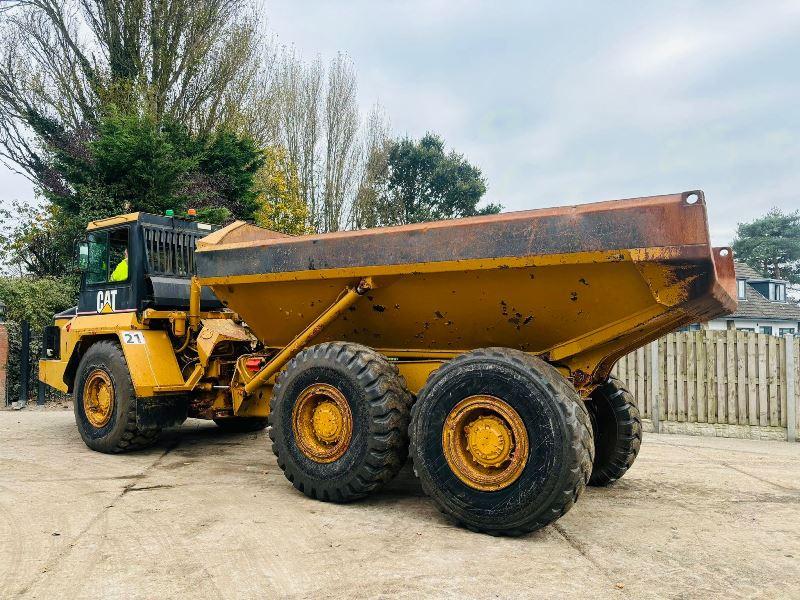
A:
[75,212,219,315]
[39,212,264,452]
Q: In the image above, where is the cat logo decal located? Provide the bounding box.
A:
[96,289,119,313]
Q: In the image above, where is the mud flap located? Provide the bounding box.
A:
[136,395,189,430]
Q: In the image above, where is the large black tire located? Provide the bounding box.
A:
[269,342,412,502]
[409,348,594,536]
[587,376,642,486]
[213,417,269,432]
[73,340,161,453]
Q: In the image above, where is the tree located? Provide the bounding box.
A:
[0,201,81,277]
[732,209,800,289]
[253,146,311,235]
[276,52,362,232]
[0,0,264,183]
[0,0,270,276]
[0,107,264,277]
[352,132,500,227]
[349,105,397,229]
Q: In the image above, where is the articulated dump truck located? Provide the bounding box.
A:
[40,190,736,535]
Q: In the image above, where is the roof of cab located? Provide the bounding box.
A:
[86,212,141,230]
[86,212,217,233]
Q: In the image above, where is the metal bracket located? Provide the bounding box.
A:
[243,278,375,396]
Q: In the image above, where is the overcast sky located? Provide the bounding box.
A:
[2,1,798,246]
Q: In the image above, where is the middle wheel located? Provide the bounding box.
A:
[269,342,412,502]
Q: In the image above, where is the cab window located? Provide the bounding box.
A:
[83,228,129,285]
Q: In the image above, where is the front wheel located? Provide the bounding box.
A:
[73,340,160,453]
[409,348,594,536]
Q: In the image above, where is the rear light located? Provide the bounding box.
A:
[245,357,265,373]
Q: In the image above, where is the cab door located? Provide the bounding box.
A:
[77,226,137,315]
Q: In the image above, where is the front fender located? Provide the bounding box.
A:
[117,329,185,397]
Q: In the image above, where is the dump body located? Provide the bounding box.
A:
[195,191,736,390]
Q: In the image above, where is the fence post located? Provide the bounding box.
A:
[19,320,30,407]
[786,334,796,443]
[650,339,660,433]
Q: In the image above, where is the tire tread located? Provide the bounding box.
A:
[269,342,413,502]
[75,340,160,453]
[587,376,642,486]
[409,347,594,536]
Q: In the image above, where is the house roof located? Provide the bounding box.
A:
[728,261,800,321]
[733,261,765,279]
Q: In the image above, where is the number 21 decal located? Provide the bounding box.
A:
[122,331,145,344]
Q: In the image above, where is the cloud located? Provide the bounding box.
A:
[2,0,798,249]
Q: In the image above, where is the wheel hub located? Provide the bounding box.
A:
[311,400,344,443]
[465,415,513,467]
[83,369,115,429]
[292,383,353,463]
[442,395,529,491]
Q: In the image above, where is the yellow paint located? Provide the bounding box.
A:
[86,213,141,231]
[38,311,187,397]
[82,369,115,428]
[232,384,271,418]
[396,361,441,395]
[243,279,373,395]
[442,395,529,491]
[118,329,185,396]
[196,250,698,387]
[41,203,734,428]
[196,319,254,367]
[292,383,353,463]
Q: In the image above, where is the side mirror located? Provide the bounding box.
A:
[76,241,89,272]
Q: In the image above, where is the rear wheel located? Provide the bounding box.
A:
[74,340,160,453]
[269,342,412,502]
[213,417,268,432]
[587,376,642,486]
[409,348,593,536]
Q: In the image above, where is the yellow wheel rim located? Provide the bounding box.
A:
[83,369,115,429]
[442,395,529,491]
[292,383,353,463]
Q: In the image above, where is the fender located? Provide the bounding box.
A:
[116,329,185,396]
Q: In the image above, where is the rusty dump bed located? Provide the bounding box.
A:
[195,190,736,387]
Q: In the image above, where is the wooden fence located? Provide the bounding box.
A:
[611,330,799,441]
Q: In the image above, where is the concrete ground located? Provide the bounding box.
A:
[1,409,799,600]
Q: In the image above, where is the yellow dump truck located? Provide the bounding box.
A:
[39,190,736,535]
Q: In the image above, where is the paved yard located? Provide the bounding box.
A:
[1,408,799,599]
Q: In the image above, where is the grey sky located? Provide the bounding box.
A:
[2,1,798,246]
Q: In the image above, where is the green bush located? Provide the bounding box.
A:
[0,277,75,403]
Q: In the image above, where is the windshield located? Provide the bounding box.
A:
[84,228,129,285]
